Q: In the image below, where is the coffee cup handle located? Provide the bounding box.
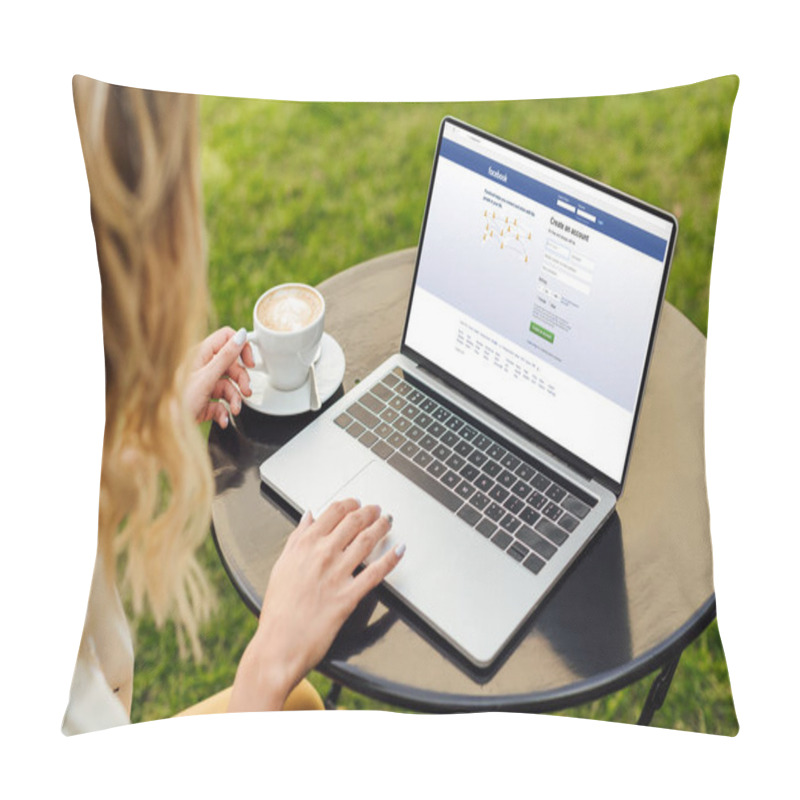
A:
[246,331,266,372]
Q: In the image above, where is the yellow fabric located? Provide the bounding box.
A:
[175,678,324,716]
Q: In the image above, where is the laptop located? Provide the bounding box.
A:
[260,117,677,668]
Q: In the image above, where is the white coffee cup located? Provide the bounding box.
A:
[247,283,325,391]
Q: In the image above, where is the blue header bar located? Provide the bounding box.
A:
[439,138,668,262]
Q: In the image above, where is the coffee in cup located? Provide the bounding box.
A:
[247,283,326,392]
[256,285,323,332]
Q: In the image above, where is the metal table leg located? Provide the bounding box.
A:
[637,651,682,725]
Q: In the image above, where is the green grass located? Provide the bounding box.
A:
[130,77,739,734]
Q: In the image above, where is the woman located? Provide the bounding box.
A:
[63,76,404,733]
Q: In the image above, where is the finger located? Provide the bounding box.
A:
[212,378,242,414]
[350,541,405,599]
[341,513,393,573]
[208,402,230,429]
[241,341,256,369]
[202,328,249,386]
[328,504,382,552]
[311,498,362,537]
[224,359,253,397]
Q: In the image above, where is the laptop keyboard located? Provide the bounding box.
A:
[333,368,597,575]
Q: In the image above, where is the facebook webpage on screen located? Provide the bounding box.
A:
[405,122,673,483]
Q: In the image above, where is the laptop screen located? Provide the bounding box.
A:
[403,119,676,487]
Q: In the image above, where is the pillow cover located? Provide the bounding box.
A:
[67,75,738,734]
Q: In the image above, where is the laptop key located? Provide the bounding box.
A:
[360,393,386,414]
[334,412,353,428]
[372,383,393,401]
[348,403,380,429]
[459,464,480,482]
[428,421,447,438]
[432,444,451,461]
[414,413,433,429]
[432,407,450,422]
[393,416,411,432]
[348,421,366,438]
[469,491,490,511]
[442,470,460,488]
[476,518,497,537]
[536,517,569,546]
[387,432,407,449]
[532,474,550,491]
[491,530,513,550]
[407,389,425,405]
[475,474,494,493]
[426,460,447,478]
[503,495,524,515]
[446,453,466,471]
[445,416,464,432]
[472,434,492,451]
[487,443,506,461]
[454,440,473,457]
[460,425,478,441]
[455,480,475,500]
[483,460,502,478]
[383,373,400,387]
[406,425,424,442]
[543,502,563,521]
[520,506,541,527]
[523,553,546,574]
[413,450,433,468]
[419,398,437,414]
[389,396,407,410]
[515,463,536,481]
[508,542,529,562]
[511,480,532,499]
[499,513,521,534]
[375,421,394,438]
[546,484,567,502]
[501,453,521,471]
[489,485,509,503]
[380,407,399,423]
[497,469,516,487]
[419,434,438,451]
[457,505,482,526]
[441,431,459,447]
[395,381,412,396]
[516,526,556,559]
[468,450,488,467]
[399,441,420,459]
[485,502,504,521]
[401,404,420,420]
[386,452,463,512]
[562,495,591,519]
[371,440,394,460]
[359,431,379,448]
[558,513,579,533]
[528,491,547,510]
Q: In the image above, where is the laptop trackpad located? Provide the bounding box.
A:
[318,459,536,666]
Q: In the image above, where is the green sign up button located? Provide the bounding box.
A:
[530,321,554,343]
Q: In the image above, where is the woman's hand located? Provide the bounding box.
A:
[229,499,405,712]
[184,327,255,427]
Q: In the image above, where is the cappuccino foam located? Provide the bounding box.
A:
[257,286,322,332]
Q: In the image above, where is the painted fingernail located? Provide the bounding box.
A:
[385,514,394,525]
[394,543,406,558]
[233,328,247,345]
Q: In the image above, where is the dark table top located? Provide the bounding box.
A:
[209,248,716,712]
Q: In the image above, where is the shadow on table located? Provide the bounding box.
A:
[321,512,631,688]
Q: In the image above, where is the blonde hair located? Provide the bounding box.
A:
[73,75,214,659]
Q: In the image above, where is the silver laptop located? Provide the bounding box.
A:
[260,117,677,668]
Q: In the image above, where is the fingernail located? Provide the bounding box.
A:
[233,328,247,345]
[220,411,229,427]
[385,514,394,525]
[301,509,313,524]
[394,543,406,558]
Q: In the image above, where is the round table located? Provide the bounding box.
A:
[209,248,716,716]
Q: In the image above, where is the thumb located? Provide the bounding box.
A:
[204,327,248,383]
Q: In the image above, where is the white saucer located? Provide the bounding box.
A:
[242,332,346,416]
